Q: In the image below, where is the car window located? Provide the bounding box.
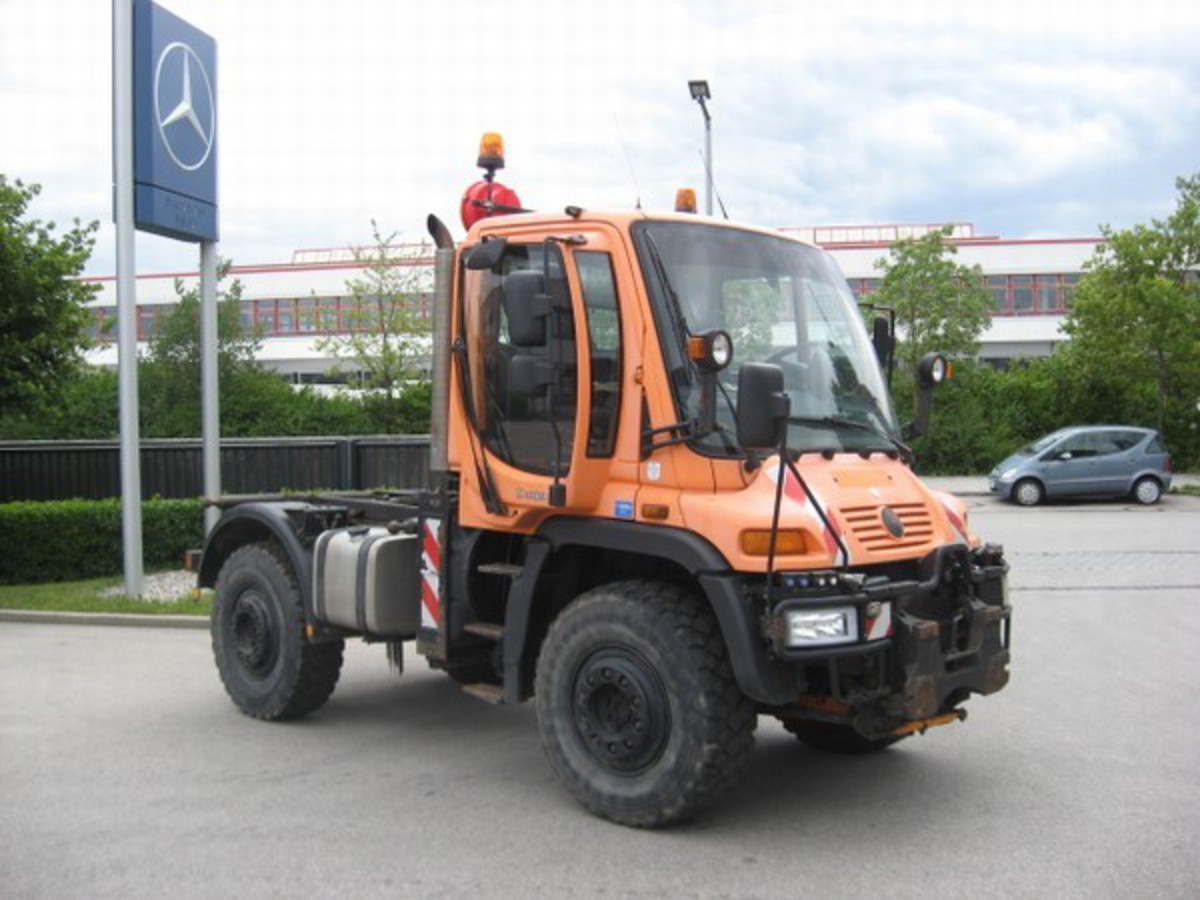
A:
[1104,430,1143,453]
[1056,433,1097,458]
[1148,435,1166,454]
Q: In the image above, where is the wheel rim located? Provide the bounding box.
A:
[230,588,279,677]
[1017,482,1039,505]
[571,646,671,775]
[1136,480,1159,503]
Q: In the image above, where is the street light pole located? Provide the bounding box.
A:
[688,80,713,216]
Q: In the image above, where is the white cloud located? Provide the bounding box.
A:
[1,0,1197,275]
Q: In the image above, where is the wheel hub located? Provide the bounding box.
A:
[572,648,670,774]
[231,590,278,676]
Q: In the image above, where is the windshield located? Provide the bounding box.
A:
[1018,430,1071,456]
[633,221,898,454]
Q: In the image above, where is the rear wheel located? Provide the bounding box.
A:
[1013,478,1043,507]
[779,718,903,754]
[535,580,755,828]
[1133,476,1162,505]
[212,542,343,720]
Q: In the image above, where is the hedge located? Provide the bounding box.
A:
[0,498,203,585]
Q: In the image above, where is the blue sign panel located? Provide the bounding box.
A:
[132,0,217,242]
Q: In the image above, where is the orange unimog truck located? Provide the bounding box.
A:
[200,136,1011,827]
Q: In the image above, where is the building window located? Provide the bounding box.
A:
[1012,275,1033,313]
[1036,276,1059,313]
[138,307,157,339]
[257,300,276,334]
[277,298,295,334]
[297,298,317,333]
[320,298,340,332]
[239,301,254,331]
[988,276,1008,314]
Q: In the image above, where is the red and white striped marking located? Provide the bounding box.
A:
[420,517,441,628]
[864,601,894,640]
[773,462,851,567]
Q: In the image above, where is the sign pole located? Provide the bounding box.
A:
[114,0,144,597]
[200,241,220,533]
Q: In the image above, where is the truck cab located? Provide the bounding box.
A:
[200,147,1011,828]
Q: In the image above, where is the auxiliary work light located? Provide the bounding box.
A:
[687,329,733,372]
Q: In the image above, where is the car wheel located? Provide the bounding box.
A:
[1133,476,1162,506]
[1013,478,1043,507]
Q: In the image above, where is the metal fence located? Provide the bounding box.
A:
[0,436,431,502]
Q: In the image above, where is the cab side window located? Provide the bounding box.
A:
[467,245,576,475]
[576,252,622,457]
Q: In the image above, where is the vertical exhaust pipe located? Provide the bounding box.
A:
[427,215,455,473]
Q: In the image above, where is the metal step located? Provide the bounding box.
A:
[461,682,504,704]
[463,621,505,641]
[476,562,524,578]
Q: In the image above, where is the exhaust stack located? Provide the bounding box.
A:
[426,215,454,473]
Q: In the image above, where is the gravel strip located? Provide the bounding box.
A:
[97,570,198,601]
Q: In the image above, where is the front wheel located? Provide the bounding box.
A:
[535,581,755,828]
[1013,478,1043,507]
[212,542,344,720]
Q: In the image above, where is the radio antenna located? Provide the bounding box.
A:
[613,113,643,210]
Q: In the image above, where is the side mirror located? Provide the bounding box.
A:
[464,237,508,271]
[871,316,894,368]
[1058,451,1073,461]
[502,270,550,346]
[736,363,791,450]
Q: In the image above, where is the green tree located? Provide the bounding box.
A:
[139,262,266,437]
[871,226,993,374]
[0,177,99,414]
[1063,174,1200,437]
[316,222,433,433]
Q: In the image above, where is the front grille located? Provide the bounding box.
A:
[839,502,935,553]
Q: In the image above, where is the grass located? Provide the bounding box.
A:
[0,575,212,616]
[1171,484,1200,496]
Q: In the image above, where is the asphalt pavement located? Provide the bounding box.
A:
[2,496,1199,897]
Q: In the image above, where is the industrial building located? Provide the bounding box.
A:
[83,222,1102,378]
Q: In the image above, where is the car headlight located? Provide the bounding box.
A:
[999,468,1019,481]
[783,606,858,647]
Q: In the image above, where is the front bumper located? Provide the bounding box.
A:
[988,473,1014,498]
[747,544,1012,738]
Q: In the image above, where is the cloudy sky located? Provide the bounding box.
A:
[2,0,1198,276]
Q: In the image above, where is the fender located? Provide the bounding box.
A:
[198,502,333,613]
[505,518,794,705]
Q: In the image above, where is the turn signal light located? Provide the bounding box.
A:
[741,529,809,556]
[478,132,505,170]
[675,188,697,213]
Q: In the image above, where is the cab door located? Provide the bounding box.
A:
[451,230,638,531]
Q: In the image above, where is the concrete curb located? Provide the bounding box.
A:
[0,609,209,630]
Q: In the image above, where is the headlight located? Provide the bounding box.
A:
[784,606,858,647]
[999,468,1018,481]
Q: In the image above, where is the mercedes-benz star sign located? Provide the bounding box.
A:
[154,41,214,172]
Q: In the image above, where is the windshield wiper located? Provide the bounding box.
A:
[788,415,913,463]
[643,231,693,378]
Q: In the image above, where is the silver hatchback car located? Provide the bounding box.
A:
[989,426,1172,506]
